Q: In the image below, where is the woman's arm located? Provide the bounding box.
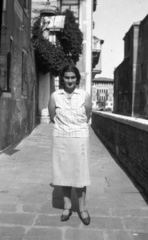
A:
[48,92,56,123]
[85,91,92,123]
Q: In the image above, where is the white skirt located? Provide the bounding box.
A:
[52,137,91,188]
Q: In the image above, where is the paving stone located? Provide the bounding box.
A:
[35,214,80,228]
[0,194,18,203]
[0,226,25,240]
[0,204,17,213]
[105,230,134,240]
[23,204,41,213]
[89,207,111,217]
[0,213,35,226]
[85,217,124,230]
[122,217,148,231]
[24,228,62,240]
[17,189,51,204]
[131,232,148,240]
[111,208,148,217]
[39,204,63,214]
[65,229,104,240]
[88,193,147,209]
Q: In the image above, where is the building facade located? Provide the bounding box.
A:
[138,15,148,118]
[114,22,140,116]
[0,0,37,151]
[114,14,148,119]
[92,77,114,110]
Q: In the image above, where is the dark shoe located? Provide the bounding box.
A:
[80,210,90,225]
[61,209,72,221]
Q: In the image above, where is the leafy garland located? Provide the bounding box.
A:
[32,10,83,76]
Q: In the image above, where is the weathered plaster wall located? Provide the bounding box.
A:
[0,0,37,151]
[92,111,148,195]
[0,46,37,151]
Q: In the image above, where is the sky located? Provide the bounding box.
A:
[93,0,148,79]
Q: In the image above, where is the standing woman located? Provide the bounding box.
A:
[48,63,92,225]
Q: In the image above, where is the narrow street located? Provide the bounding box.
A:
[0,123,148,240]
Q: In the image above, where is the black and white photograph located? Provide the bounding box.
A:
[0,0,148,239]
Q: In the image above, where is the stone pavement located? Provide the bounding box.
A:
[0,124,148,240]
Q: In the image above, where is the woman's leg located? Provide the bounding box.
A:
[76,187,90,224]
[62,186,72,215]
[75,187,88,217]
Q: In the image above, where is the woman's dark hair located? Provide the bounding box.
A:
[59,63,81,88]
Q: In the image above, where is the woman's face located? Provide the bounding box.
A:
[63,71,77,92]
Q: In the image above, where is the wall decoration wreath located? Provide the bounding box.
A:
[32,9,83,76]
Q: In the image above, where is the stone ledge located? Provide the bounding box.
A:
[92,111,148,132]
[36,116,51,124]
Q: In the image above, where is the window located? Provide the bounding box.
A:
[22,50,28,96]
[61,0,79,20]
[55,76,59,90]
[1,0,6,27]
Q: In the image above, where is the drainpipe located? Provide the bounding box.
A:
[85,0,93,96]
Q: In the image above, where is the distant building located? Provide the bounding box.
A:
[114,14,148,119]
[114,22,140,116]
[92,77,114,110]
[138,15,148,118]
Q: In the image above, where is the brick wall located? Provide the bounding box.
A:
[92,111,148,195]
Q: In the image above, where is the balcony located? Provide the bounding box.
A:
[92,36,104,78]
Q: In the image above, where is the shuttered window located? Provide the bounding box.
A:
[61,0,79,20]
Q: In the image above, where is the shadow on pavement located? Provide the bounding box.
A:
[51,184,79,213]
[0,140,21,156]
[2,147,20,156]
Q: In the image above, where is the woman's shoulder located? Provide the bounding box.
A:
[52,89,63,96]
[77,88,90,97]
[76,88,86,94]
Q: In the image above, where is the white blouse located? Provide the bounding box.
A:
[53,88,89,137]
